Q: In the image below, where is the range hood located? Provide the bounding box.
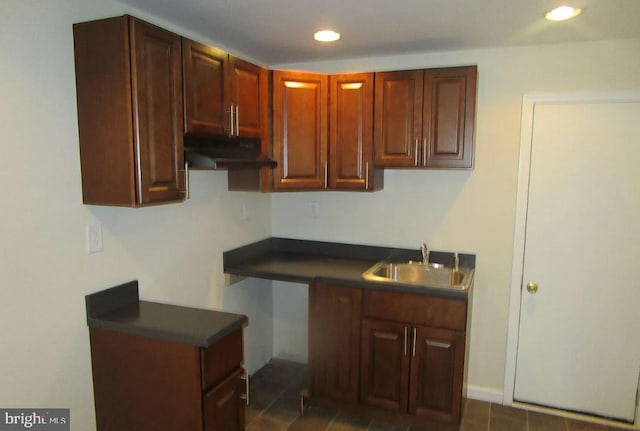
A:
[184,136,277,170]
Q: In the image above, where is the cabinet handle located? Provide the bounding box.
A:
[324,163,328,189]
[365,162,369,190]
[184,161,190,200]
[239,372,249,405]
[412,327,417,357]
[235,104,240,136]
[414,139,419,166]
[403,326,408,356]
[228,104,235,137]
[422,137,427,166]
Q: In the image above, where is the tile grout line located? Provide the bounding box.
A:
[245,373,292,429]
[488,402,493,431]
[323,415,337,431]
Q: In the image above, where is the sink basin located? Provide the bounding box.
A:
[362,261,473,290]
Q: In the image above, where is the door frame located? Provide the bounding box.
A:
[503,91,640,426]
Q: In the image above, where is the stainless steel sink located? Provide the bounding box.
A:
[362,261,473,290]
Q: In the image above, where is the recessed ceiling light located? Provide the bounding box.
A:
[545,5,582,21]
[314,30,340,42]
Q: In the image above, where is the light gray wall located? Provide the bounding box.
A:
[2,0,640,428]
[0,1,273,429]
[270,38,640,400]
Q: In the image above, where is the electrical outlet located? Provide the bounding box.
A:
[86,223,103,254]
[241,203,250,221]
[310,202,320,218]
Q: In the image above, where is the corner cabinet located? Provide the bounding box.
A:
[329,73,383,191]
[309,284,469,426]
[374,66,477,169]
[182,38,268,139]
[272,71,328,190]
[73,15,185,206]
[272,71,382,191]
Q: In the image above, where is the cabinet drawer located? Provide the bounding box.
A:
[362,290,466,331]
[204,368,246,431]
[201,329,244,390]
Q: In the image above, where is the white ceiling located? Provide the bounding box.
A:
[119,0,640,65]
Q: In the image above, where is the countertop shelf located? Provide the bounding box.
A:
[223,237,475,299]
[86,280,248,347]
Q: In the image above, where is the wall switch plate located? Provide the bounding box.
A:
[86,223,103,254]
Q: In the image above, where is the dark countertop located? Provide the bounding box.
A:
[223,238,475,300]
[86,281,248,347]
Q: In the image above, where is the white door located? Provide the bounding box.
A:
[513,100,640,423]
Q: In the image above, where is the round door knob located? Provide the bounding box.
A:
[527,282,539,294]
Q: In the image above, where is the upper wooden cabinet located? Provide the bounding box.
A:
[374,66,477,169]
[227,56,268,138]
[272,71,381,191]
[182,38,268,139]
[329,73,382,191]
[182,39,227,137]
[73,15,185,207]
[272,71,328,190]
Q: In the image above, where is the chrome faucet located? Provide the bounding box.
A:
[420,243,429,264]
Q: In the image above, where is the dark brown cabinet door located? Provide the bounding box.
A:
[182,38,228,136]
[422,66,476,168]
[408,326,465,423]
[373,66,476,169]
[310,283,362,402]
[89,328,203,431]
[131,19,184,205]
[73,16,184,207]
[329,73,375,190]
[228,56,268,139]
[272,71,328,190]
[360,319,410,412]
[374,70,423,167]
[204,368,246,431]
[182,43,267,140]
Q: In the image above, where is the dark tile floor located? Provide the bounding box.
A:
[246,359,627,431]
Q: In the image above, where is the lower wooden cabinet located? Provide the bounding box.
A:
[89,327,246,431]
[310,283,469,425]
[310,282,361,402]
[409,326,465,422]
[204,368,246,431]
[360,319,410,412]
[360,320,465,422]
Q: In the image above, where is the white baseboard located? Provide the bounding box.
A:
[464,384,504,404]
